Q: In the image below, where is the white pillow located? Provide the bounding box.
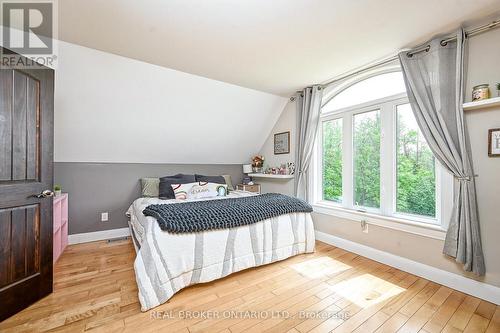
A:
[171,182,228,200]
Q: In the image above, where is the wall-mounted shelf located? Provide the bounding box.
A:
[248,173,294,179]
[463,97,500,111]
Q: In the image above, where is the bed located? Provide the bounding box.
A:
[127,190,316,312]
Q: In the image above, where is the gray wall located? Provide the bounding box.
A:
[54,162,243,234]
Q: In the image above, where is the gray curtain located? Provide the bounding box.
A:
[295,85,323,201]
[399,29,485,275]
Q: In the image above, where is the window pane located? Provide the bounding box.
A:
[396,104,436,217]
[353,110,380,209]
[323,72,406,112]
[323,119,342,203]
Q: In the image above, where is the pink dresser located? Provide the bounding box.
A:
[53,193,68,263]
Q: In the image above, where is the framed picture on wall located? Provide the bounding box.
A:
[274,131,290,155]
[488,128,500,157]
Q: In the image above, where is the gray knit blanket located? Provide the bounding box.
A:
[142,193,313,233]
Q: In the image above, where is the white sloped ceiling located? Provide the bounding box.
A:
[58,0,500,96]
[54,42,287,164]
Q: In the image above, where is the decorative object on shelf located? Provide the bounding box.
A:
[242,164,253,184]
[488,128,500,157]
[472,84,490,101]
[274,131,290,154]
[251,155,265,173]
[253,167,264,173]
[496,83,500,97]
[262,162,296,176]
[54,184,62,197]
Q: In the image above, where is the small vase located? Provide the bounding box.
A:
[54,190,62,197]
[252,167,263,173]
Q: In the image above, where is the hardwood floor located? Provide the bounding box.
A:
[0,239,498,333]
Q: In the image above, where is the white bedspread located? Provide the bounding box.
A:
[127,191,316,311]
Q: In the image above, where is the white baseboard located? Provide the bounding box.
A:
[315,230,500,305]
[68,227,131,245]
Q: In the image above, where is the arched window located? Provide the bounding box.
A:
[322,71,407,113]
[315,70,453,229]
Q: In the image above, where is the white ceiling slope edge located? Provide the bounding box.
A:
[58,0,500,96]
[54,41,287,164]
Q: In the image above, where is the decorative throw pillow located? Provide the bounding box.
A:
[172,182,228,200]
[159,174,196,199]
[141,177,160,197]
[222,174,234,191]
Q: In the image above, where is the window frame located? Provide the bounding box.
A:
[313,71,453,235]
[321,117,344,204]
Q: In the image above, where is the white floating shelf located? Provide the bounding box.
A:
[463,97,500,111]
[248,173,294,179]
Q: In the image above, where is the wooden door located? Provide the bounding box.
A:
[0,49,54,321]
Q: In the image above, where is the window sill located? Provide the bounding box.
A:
[312,202,447,240]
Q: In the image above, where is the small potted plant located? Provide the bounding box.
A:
[54,184,62,197]
[496,83,500,97]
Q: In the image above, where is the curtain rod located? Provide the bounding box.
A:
[317,19,500,90]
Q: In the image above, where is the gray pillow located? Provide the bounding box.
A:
[159,174,196,199]
[141,177,160,197]
[195,174,226,184]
